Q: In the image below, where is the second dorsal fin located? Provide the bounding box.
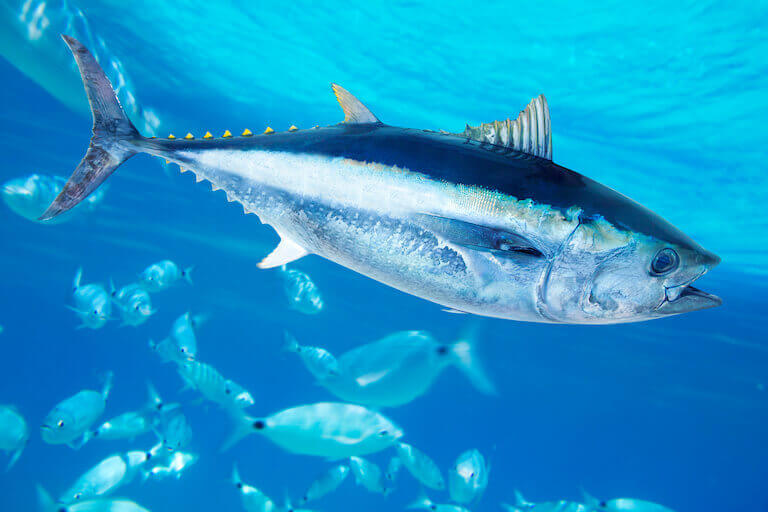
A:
[331,84,381,124]
[461,95,552,160]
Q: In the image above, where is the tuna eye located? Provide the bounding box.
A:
[651,248,679,275]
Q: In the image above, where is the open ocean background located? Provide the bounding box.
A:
[1,1,766,511]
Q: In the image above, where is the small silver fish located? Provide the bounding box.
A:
[232,464,277,512]
[149,312,204,364]
[177,360,254,411]
[110,282,155,327]
[91,382,177,442]
[349,456,389,495]
[504,490,591,512]
[397,442,445,490]
[449,449,489,504]
[0,405,28,470]
[37,484,148,512]
[408,492,471,512]
[156,409,192,454]
[225,402,402,457]
[301,463,349,503]
[284,332,339,381]
[310,329,495,407]
[279,266,323,315]
[69,268,111,329]
[385,456,402,483]
[59,450,151,503]
[41,372,112,448]
[139,259,193,292]
[143,451,198,481]
[582,490,676,512]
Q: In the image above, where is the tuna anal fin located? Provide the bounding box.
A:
[459,94,552,160]
[257,236,308,269]
[331,84,381,124]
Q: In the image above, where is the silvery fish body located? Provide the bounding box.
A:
[349,456,389,495]
[157,409,192,454]
[92,383,174,441]
[284,332,339,381]
[139,260,192,292]
[37,485,148,512]
[600,499,675,512]
[280,267,324,315]
[315,330,493,407]
[41,373,112,447]
[385,456,402,482]
[71,269,111,329]
[110,283,154,326]
[0,405,28,470]
[502,501,592,512]
[397,442,445,490]
[59,451,149,503]
[232,465,277,512]
[228,402,402,457]
[409,494,471,512]
[177,360,254,411]
[1,174,104,224]
[149,312,202,363]
[301,463,349,503]
[42,36,721,324]
[143,451,198,481]
[449,449,489,504]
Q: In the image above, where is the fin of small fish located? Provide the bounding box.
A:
[331,83,381,124]
[459,94,552,160]
[257,235,309,269]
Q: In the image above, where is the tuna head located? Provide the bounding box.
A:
[542,198,721,324]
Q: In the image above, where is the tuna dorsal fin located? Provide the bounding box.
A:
[331,84,381,124]
[257,235,308,269]
[461,95,552,160]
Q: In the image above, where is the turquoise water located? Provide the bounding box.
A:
[0,1,766,511]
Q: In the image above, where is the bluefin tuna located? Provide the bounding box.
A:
[41,35,721,324]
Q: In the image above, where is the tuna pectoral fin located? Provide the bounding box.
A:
[39,35,141,221]
[413,213,544,259]
[258,235,309,269]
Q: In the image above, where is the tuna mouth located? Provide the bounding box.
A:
[657,284,722,315]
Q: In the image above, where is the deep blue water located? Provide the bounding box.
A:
[1,1,767,511]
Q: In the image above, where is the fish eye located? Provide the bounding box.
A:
[225,387,231,395]
[252,420,265,430]
[378,429,389,436]
[651,248,679,275]
[74,493,82,500]
[93,309,98,315]
[436,346,448,355]
[180,347,186,353]
[57,420,64,428]
[599,502,607,508]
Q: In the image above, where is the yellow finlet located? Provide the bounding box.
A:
[223,130,233,138]
[150,136,156,139]
[165,159,171,164]
[184,132,194,139]
[288,125,298,132]
[203,131,213,139]
[264,126,275,134]
[242,128,253,136]
[168,134,176,139]
[180,167,186,173]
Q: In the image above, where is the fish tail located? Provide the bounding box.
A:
[451,326,497,395]
[146,380,163,410]
[231,463,243,487]
[73,267,83,290]
[39,35,142,221]
[220,412,260,452]
[406,490,433,510]
[36,484,57,512]
[514,489,531,507]
[182,266,194,285]
[5,442,25,471]
[579,487,600,508]
[283,331,300,353]
[101,370,114,401]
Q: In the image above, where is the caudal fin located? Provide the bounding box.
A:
[101,371,114,401]
[36,485,56,512]
[39,35,141,221]
[283,331,300,353]
[220,412,260,452]
[182,266,194,285]
[451,326,497,395]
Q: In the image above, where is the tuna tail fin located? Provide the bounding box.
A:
[220,412,259,452]
[450,325,497,395]
[100,370,114,401]
[39,35,141,221]
[36,484,57,512]
[182,266,194,285]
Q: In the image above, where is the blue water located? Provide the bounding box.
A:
[1,1,767,511]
